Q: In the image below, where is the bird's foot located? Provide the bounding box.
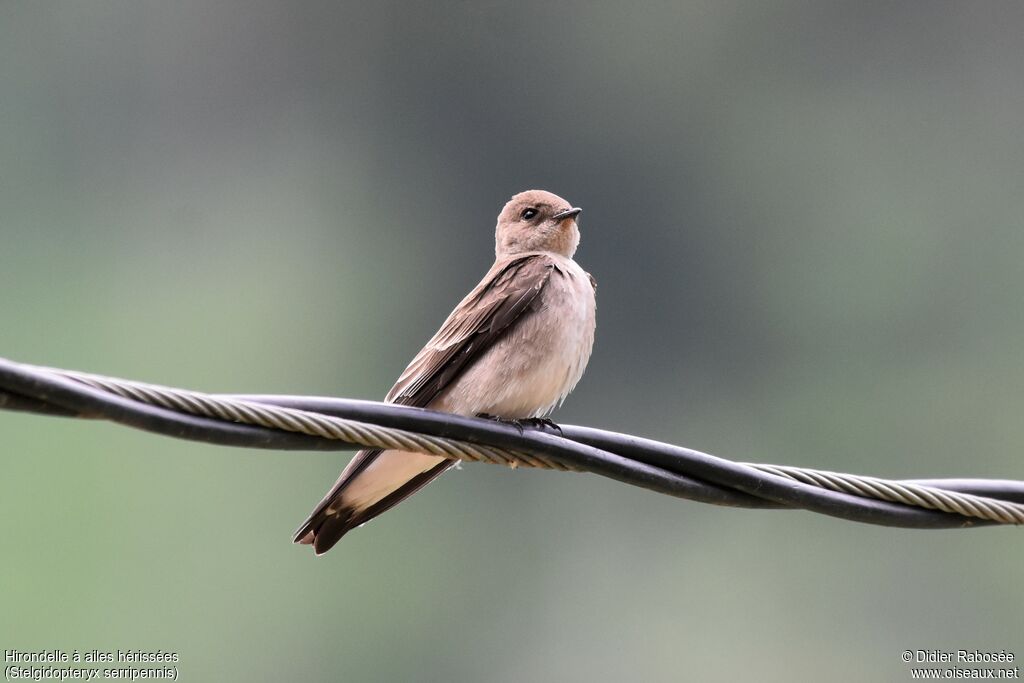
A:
[475,413,562,436]
[518,417,563,436]
[475,412,525,434]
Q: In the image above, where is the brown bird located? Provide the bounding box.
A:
[294,190,596,554]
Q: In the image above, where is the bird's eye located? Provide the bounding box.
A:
[520,208,539,220]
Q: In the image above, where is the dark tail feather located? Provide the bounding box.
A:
[292,449,380,554]
[293,458,455,555]
[293,504,359,555]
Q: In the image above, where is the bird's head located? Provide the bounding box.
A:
[495,189,582,258]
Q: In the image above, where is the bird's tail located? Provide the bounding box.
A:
[293,449,453,555]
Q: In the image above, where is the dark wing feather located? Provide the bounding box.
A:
[384,255,555,406]
[294,254,557,553]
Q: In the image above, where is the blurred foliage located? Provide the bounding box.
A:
[1,1,1022,681]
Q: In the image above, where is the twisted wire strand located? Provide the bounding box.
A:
[55,368,574,472]
[51,367,1024,526]
[3,358,1023,527]
[751,464,1024,525]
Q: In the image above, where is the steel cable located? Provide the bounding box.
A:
[1,356,1022,529]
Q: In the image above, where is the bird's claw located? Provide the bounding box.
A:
[474,412,518,433]
[475,413,562,436]
[520,417,563,435]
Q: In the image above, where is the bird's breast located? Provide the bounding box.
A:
[434,256,596,419]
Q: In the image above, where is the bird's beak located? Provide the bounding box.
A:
[552,207,582,221]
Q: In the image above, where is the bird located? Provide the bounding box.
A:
[294,189,596,554]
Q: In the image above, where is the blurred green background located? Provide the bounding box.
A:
[2,2,1022,681]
